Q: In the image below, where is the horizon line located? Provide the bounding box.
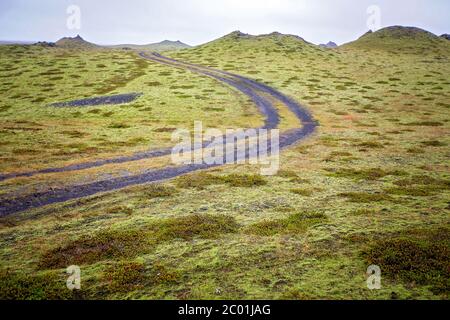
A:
[1,25,448,47]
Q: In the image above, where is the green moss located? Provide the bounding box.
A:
[176,172,267,189]
[290,188,313,196]
[221,174,267,187]
[153,127,176,133]
[151,264,180,284]
[394,175,449,188]
[103,260,179,294]
[404,121,443,126]
[339,192,393,203]
[39,214,238,269]
[385,186,441,197]
[328,151,353,158]
[385,175,449,197]
[277,170,310,183]
[0,269,79,300]
[421,140,447,147]
[362,228,450,294]
[356,141,385,149]
[106,205,134,215]
[276,170,299,179]
[108,122,131,129]
[351,208,378,215]
[149,214,239,241]
[39,229,147,269]
[145,81,162,86]
[407,147,425,154]
[245,212,328,236]
[104,261,146,292]
[327,168,406,181]
[141,184,178,199]
[1,27,450,300]
[175,172,223,190]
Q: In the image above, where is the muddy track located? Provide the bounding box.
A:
[50,92,143,107]
[0,55,280,182]
[0,53,317,217]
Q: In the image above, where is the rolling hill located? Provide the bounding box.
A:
[319,41,338,48]
[108,40,191,51]
[342,26,450,53]
[55,35,99,49]
[0,25,449,300]
[203,30,315,49]
[172,30,323,74]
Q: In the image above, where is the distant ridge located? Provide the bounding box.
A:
[55,35,99,49]
[357,26,438,40]
[441,34,450,41]
[319,41,338,48]
[343,26,450,52]
[219,30,311,44]
[189,30,321,60]
[108,40,191,51]
[0,40,34,45]
[33,41,56,47]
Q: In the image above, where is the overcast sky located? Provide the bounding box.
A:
[0,0,449,45]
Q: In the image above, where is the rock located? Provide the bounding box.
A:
[319,41,338,48]
[391,292,399,300]
[440,34,450,40]
[33,41,56,47]
[55,35,98,49]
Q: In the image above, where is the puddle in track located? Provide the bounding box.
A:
[50,92,142,107]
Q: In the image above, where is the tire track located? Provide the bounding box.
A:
[0,53,317,217]
[0,54,279,182]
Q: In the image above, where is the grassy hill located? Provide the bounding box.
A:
[168,28,450,298]
[343,26,450,54]
[172,31,324,75]
[55,35,99,50]
[0,44,260,175]
[196,30,317,58]
[0,26,449,300]
[108,40,191,51]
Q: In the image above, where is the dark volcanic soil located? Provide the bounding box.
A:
[50,92,142,107]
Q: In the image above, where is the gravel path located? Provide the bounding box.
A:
[0,53,317,217]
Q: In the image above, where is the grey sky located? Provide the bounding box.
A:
[0,0,449,46]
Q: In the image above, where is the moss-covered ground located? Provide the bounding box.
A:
[0,28,449,299]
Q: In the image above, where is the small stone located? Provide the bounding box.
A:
[391,292,399,300]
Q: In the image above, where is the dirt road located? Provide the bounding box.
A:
[0,53,317,217]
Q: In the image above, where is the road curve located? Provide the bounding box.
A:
[0,54,280,182]
[0,53,317,217]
